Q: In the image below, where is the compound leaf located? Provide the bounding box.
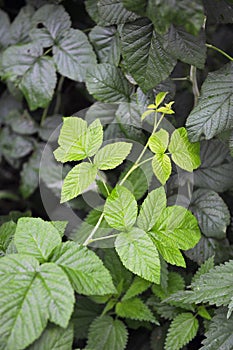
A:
[14,217,61,263]
[165,313,199,350]
[137,187,167,231]
[94,142,132,170]
[168,127,201,172]
[186,62,233,141]
[61,162,98,203]
[104,185,137,230]
[115,228,160,283]
[87,315,128,350]
[50,241,116,295]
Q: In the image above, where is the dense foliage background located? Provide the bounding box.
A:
[1,0,233,349]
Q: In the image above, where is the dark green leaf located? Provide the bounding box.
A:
[0,9,10,48]
[0,127,33,159]
[6,110,38,135]
[97,0,138,24]
[86,63,133,102]
[10,5,35,44]
[121,18,177,92]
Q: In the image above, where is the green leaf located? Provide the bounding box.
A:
[10,5,35,45]
[200,308,233,350]
[54,117,103,162]
[192,256,215,284]
[50,241,116,295]
[6,110,38,135]
[116,101,142,129]
[121,18,176,92]
[194,140,233,193]
[97,0,138,24]
[27,323,73,350]
[0,9,10,48]
[85,102,117,125]
[165,313,199,350]
[137,187,167,231]
[53,28,97,82]
[154,242,186,267]
[1,43,57,110]
[61,162,98,203]
[150,206,201,251]
[152,272,185,300]
[86,63,133,102]
[30,4,71,47]
[116,297,157,323]
[155,92,169,108]
[87,315,128,350]
[149,129,169,154]
[190,189,230,239]
[186,62,233,141]
[0,127,33,160]
[94,142,132,170]
[0,221,16,254]
[89,25,120,65]
[104,185,137,230]
[85,0,100,23]
[115,228,160,283]
[152,153,172,185]
[0,254,74,350]
[14,217,61,262]
[120,164,150,201]
[122,276,151,301]
[168,127,201,172]
[167,26,206,69]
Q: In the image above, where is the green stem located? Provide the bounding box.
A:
[137,156,154,167]
[40,104,49,126]
[98,171,110,196]
[88,233,119,244]
[83,212,105,246]
[206,43,233,62]
[44,48,52,56]
[190,66,199,106]
[54,75,65,115]
[171,77,190,81]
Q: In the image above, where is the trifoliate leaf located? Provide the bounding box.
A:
[190,189,230,239]
[50,241,116,295]
[0,255,74,350]
[200,308,233,350]
[53,28,97,82]
[122,276,151,301]
[115,228,160,283]
[61,162,98,203]
[165,313,199,350]
[97,0,138,24]
[54,117,103,162]
[27,323,73,350]
[30,4,71,46]
[152,153,172,185]
[14,217,62,263]
[149,129,169,154]
[116,297,157,323]
[89,25,120,66]
[186,62,233,141]
[137,187,167,231]
[104,185,137,230]
[87,315,128,350]
[121,18,176,92]
[168,127,201,172]
[86,63,133,102]
[94,142,132,170]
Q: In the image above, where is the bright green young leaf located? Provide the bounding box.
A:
[115,228,160,283]
[165,313,199,350]
[150,206,201,251]
[87,315,128,350]
[154,242,186,267]
[121,18,176,92]
[122,276,151,301]
[168,127,201,172]
[152,153,172,185]
[155,92,168,108]
[89,25,120,66]
[137,187,167,231]
[190,189,230,239]
[27,323,73,350]
[1,43,57,110]
[0,255,74,350]
[94,142,132,170]
[0,221,16,254]
[149,129,169,154]
[186,62,233,141]
[14,217,62,263]
[54,117,103,163]
[97,0,138,24]
[116,297,157,323]
[53,28,97,82]
[30,4,71,47]
[61,162,98,203]
[50,241,116,295]
[200,308,233,350]
[86,63,133,102]
[104,185,137,230]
